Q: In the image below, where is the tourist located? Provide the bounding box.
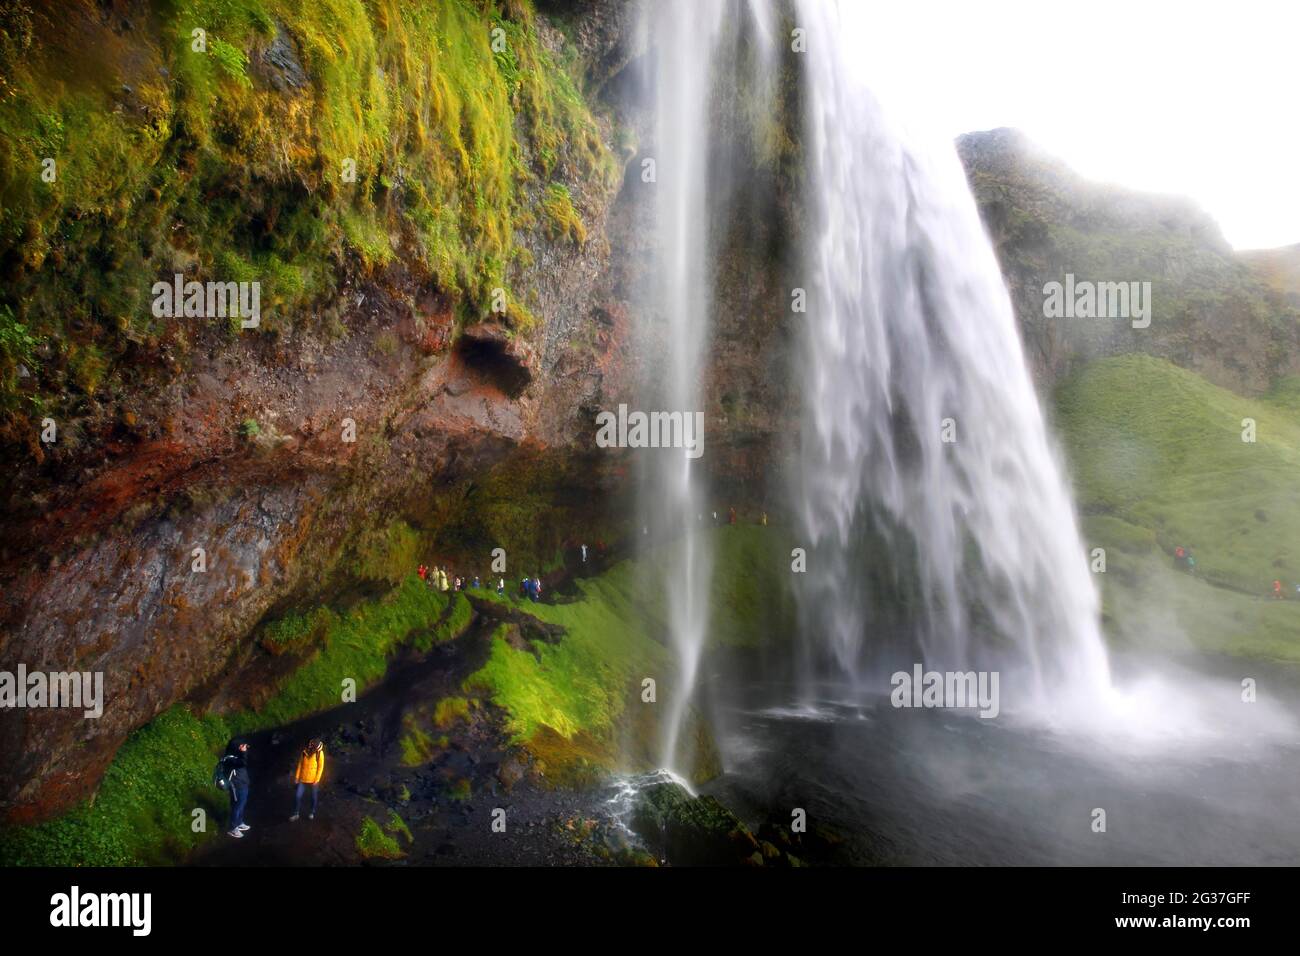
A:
[290,738,326,822]
[1273,579,1283,600]
[217,740,253,839]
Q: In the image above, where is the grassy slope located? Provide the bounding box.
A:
[463,524,792,778]
[0,525,792,863]
[0,574,458,866]
[1055,354,1300,660]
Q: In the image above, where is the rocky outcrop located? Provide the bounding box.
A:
[959,128,1300,396]
[0,0,803,824]
[0,2,645,822]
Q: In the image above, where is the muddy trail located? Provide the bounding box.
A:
[189,599,640,867]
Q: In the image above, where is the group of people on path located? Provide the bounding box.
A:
[214,737,327,840]
[418,561,543,601]
[417,564,483,593]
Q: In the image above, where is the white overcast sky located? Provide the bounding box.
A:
[841,0,1300,250]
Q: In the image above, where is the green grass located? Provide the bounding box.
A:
[462,525,791,782]
[356,812,408,859]
[1056,354,1300,660]
[398,721,436,767]
[465,566,666,743]
[432,695,471,728]
[1057,354,1300,593]
[0,573,448,866]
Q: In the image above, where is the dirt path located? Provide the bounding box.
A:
[189,614,635,866]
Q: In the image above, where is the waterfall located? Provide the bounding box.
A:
[639,0,727,771]
[636,0,1113,769]
[789,0,1113,713]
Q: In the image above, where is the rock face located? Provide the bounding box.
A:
[958,128,1300,396]
[0,4,639,822]
[0,0,802,824]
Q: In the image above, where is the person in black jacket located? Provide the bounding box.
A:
[219,740,253,838]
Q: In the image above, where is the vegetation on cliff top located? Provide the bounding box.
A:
[0,0,615,442]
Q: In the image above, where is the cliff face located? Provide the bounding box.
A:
[958,128,1300,396]
[0,0,639,822]
[0,0,802,824]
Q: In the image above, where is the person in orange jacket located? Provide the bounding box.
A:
[290,738,326,822]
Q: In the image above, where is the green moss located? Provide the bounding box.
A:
[260,604,334,655]
[433,695,471,728]
[356,815,404,859]
[541,182,585,245]
[0,0,613,440]
[245,575,447,728]
[436,591,473,642]
[0,573,446,866]
[385,808,413,844]
[346,520,422,586]
[0,705,234,866]
[465,567,667,745]
[399,722,435,767]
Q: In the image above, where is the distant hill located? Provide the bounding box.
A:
[958,128,1300,396]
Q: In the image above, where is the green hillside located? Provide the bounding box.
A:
[1055,354,1300,660]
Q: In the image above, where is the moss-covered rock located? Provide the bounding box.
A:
[629,780,758,866]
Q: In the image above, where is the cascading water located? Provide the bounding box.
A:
[639,0,727,771]
[788,0,1113,715]
[620,0,1296,865]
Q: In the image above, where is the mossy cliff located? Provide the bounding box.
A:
[0,0,614,436]
[0,0,637,824]
[0,0,800,834]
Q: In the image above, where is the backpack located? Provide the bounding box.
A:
[212,757,232,791]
